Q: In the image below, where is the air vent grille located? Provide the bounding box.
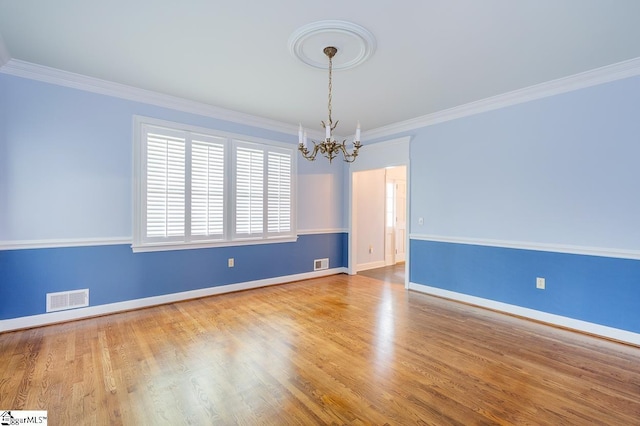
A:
[47,289,89,312]
[314,258,329,271]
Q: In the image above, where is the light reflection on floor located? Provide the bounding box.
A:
[374,283,395,375]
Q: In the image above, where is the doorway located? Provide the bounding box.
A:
[351,165,407,273]
[347,136,411,288]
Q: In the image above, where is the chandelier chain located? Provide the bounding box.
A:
[327,53,333,127]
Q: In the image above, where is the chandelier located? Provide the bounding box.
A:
[298,46,362,163]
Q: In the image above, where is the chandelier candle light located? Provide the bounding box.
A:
[298,46,362,163]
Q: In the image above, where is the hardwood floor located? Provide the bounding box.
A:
[1,272,640,425]
[358,262,405,284]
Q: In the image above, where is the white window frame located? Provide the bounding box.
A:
[133,116,297,252]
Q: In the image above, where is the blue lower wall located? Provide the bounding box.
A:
[410,239,640,334]
[0,233,346,320]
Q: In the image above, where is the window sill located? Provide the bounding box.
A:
[131,235,298,253]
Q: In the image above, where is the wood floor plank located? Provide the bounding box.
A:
[1,271,640,425]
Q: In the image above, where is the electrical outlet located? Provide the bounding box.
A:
[228,258,234,268]
[536,277,545,289]
[369,245,373,254]
[418,217,424,225]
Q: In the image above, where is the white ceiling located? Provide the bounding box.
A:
[1,1,640,135]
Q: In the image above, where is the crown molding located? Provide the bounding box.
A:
[0,59,300,137]
[363,56,640,141]
[3,55,640,143]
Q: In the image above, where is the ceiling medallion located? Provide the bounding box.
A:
[288,20,376,70]
[290,20,375,163]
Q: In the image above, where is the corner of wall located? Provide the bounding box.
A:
[0,34,10,68]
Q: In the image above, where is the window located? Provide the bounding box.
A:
[133,117,296,252]
[191,136,225,239]
[234,145,264,236]
[267,151,292,234]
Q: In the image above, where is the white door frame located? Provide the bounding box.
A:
[347,136,411,288]
[385,168,407,265]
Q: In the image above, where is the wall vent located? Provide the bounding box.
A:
[314,258,329,271]
[46,289,89,312]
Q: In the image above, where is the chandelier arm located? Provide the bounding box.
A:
[298,142,321,161]
[311,142,323,160]
[338,140,361,163]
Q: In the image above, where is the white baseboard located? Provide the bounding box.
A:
[409,282,640,346]
[0,267,347,332]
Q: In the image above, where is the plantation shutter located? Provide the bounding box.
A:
[134,117,296,251]
[191,137,225,239]
[267,151,292,233]
[235,145,264,236]
[145,130,186,239]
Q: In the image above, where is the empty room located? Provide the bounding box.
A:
[1,2,640,424]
